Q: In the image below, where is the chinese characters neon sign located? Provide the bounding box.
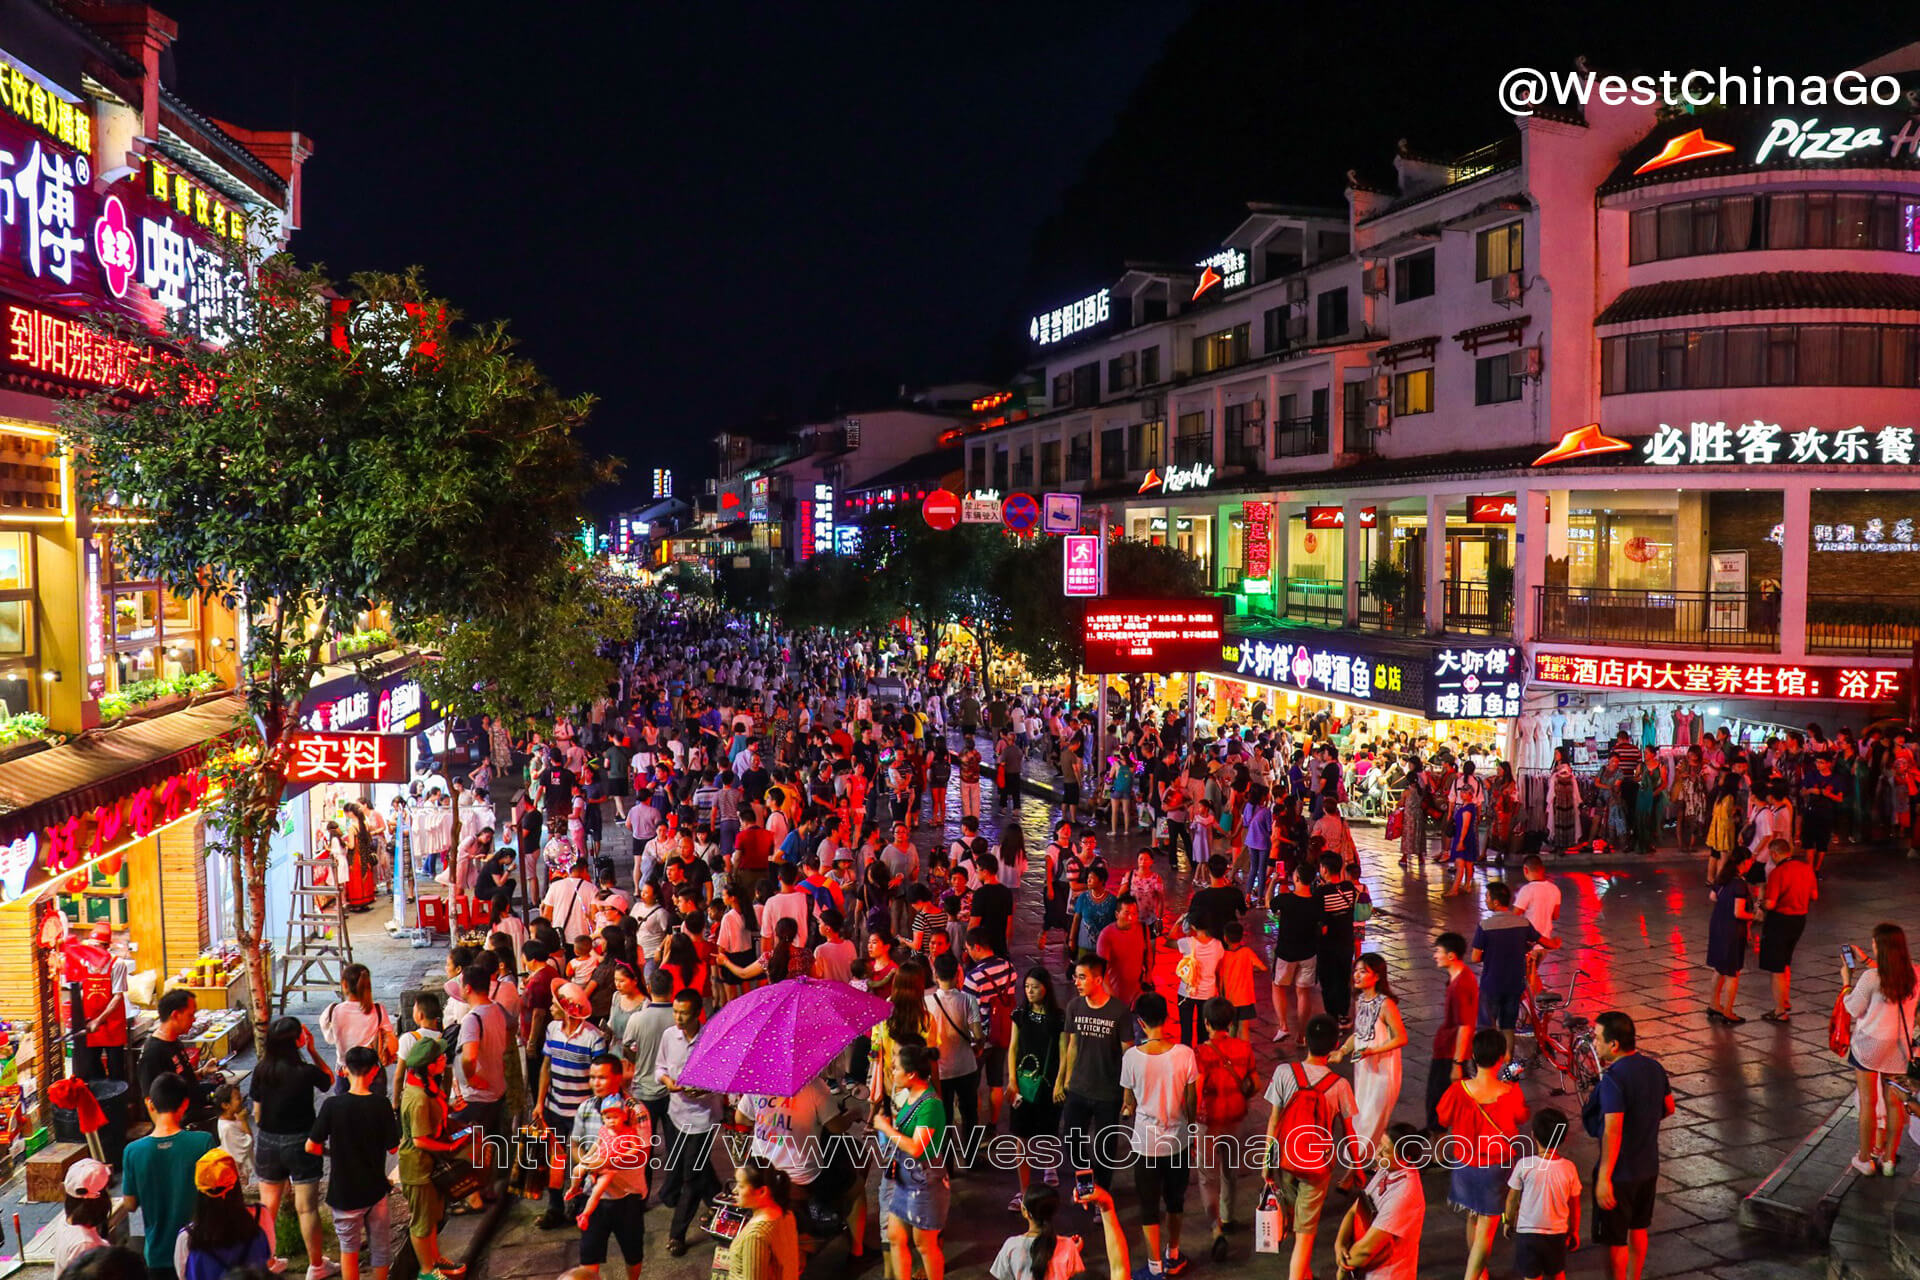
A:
[1243,501,1273,581]
[1030,288,1111,346]
[1636,422,1920,467]
[1533,650,1907,702]
[1221,636,1415,710]
[284,733,409,785]
[0,58,88,152]
[4,302,214,402]
[1429,646,1522,719]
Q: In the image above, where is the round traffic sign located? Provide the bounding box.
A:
[922,488,961,531]
[1002,492,1040,532]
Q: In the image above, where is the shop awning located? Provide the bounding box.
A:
[0,694,245,838]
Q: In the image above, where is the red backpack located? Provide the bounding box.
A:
[1275,1063,1343,1178]
[1196,1037,1255,1129]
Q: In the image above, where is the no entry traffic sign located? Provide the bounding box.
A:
[922,488,960,531]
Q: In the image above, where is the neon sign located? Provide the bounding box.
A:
[1533,650,1907,702]
[1754,118,1883,165]
[285,732,409,785]
[1030,288,1111,346]
[0,57,89,151]
[1243,501,1273,580]
[3,302,219,401]
[1642,421,1916,467]
[1429,646,1522,719]
[144,157,248,244]
[1223,636,1413,708]
[809,483,834,559]
[1468,496,1518,523]
[1306,506,1377,529]
[1139,463,1214,494]
[1192,249,1248,299]
[1063,535,1101,597]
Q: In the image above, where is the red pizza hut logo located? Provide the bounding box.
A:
[1468,496,1518,523]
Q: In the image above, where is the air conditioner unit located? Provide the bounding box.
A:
[1140,396,1163,421]
[1286,278,1308,303]
[1521,346,1544,377]
[1362,265,1389,296]
[1492,272,1524,304]
[1371,402,1392,430]
[1286,314,1308,340]
[1370,374,1391,401]
[1249,398,1265,421]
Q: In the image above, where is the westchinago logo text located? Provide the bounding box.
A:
[1498,65,1904,117]
[476,1125,1557,1175]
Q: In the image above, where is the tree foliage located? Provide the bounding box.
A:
[990,536,1209,680]
[778,552,890,633]
[57,260,610,1027]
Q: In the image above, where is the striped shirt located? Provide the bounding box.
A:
[543,1020,610,1122]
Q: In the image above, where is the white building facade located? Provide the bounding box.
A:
[970,57,1920,780]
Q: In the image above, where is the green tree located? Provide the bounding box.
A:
[714,546,780,614]
[991,535,1209,683]
[59,262,607,1028]
[854,506,1009,687]
[779,551,890,632]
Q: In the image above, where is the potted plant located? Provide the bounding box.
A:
[1487,560,1515,628]
[1369,556,1411,624]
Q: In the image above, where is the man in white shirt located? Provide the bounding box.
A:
[655,993,722,1255]
[1120,990,1199,1276]
[1335,1124,1426,1280]
[760,865,814,952]
[735,1076,844,1190]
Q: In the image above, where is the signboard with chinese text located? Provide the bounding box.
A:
[1427,646,1522,720]
[1216,634,1420,712]
[1082,598,1226,675]
[1030,287,1112,346]
[301,668,436,734]
[1709,550,1748,630]
[1533,650,1907,703]
[809,483,835,557]
[748,477,771,523]
[961,497,999,524]
[0,52,256,354]
[1536,421,1920,470]
[284,733,409,785]
[1063,535,1101,597]
[1243,502,1273,581]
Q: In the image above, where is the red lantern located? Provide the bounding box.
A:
[65,871,87,894]
[99,851,123,878]
[1624,536,1654,564]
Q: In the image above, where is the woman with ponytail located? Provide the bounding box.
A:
[727,1156,799,1280]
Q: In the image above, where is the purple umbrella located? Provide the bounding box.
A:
[678,977,890,1096]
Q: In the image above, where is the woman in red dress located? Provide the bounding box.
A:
[341,803,377,911]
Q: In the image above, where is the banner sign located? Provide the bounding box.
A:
[1083,598,1225,675]
[284,732,410,785]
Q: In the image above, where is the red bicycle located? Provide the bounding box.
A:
[1503,966,1602,1099]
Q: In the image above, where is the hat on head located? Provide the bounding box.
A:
[64,1158,110,1198]
[553,982,591,1018]
[194,1148,239,1196]
[89,922,112,943]
[402,1035,446,1071]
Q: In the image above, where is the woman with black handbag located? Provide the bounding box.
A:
[1005,967,1064,1209]
[1842,923,1919,1176]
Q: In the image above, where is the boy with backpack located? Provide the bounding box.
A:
[1262,1013,1357,1280]
[1194,996,1257,1262]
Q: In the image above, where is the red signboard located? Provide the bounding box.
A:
[1533,650,1907,702]
[1306,506,1376,529]
[922,488,960,531]
[1082,598,1227,675]
[1243,501,1273,580]
[1468,496,1518,523]
[284,732,410,785]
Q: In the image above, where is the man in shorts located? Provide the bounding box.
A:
[1268,861,1320,1045]
[1589,1012,1673,1280]
[1262,1014,1357,1280]
[1120,991,1199,1275]
[397,1037,478,1279]
[1758,837,1816,1022]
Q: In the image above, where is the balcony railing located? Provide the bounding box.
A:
[1533,585,1778,650]
[1012,465,1034,490]
[1173,434,1213,466]
[1807,594,1920,655]
[1223,432,1262,469]
[1272,415,1329,460]
[1441,579,1513,637]
[1067,449,1092,482]
[1357,580,1423,634]
[1281,577,1345,625]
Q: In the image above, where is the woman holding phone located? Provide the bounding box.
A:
[1843,923,1919,1175]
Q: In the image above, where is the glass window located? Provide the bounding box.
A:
[114,646,157,689]
[162,590,195,628]
[1474,352,1522,404]
[0,600,29,658]
[1394,249,1435,301]
[0,533,29,591]
[1392,368,1433,416]
[1602,322,1920,393]
[1140,345,1160,385]
[1476,221,1524,279]
[1564,511,1675,591]
[112,590,159,642]
[1316,288,1348,341]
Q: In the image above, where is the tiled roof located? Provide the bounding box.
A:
[1596,272,1920,325]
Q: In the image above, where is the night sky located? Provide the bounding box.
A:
[154,1,1917,510]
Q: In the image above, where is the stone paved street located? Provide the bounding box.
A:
[468,754,1919,1280]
